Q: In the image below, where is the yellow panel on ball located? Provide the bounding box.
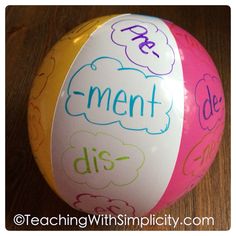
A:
[28,15,116,194]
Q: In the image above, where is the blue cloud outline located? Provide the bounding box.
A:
[65,56,173,135]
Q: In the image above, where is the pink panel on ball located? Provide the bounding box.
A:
[149,20,225,213]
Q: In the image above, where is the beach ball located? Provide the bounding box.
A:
[28,14,225,216]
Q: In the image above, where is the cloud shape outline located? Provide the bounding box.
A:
[65,56,173,135]
[73,193,136,216]
[195,73,225,131]
[111,19,175,75]
[182,122,224,177]
[61,130,145,190]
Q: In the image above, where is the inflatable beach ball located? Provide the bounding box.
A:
[28,14,225,216]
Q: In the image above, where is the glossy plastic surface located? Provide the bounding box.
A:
[28,14,225,216]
